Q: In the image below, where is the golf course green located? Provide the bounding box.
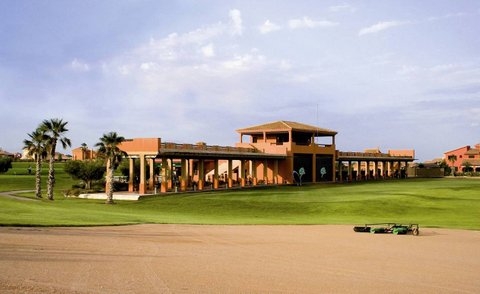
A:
[1,162,479,229]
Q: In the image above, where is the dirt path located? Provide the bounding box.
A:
[0,225,479,293]
[0,190,36,201]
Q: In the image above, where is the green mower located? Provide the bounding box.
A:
[354,223,419,235]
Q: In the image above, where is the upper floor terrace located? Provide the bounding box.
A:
[236,120,337,155]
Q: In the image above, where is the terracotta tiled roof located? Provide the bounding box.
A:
[0,150,14,156]
[464,149,480,155]
[364,148,381,153]
[444,145,469,154]
[236,120,337,135]
[462,159,480,166]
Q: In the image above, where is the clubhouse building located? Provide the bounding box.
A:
[72,120,415,194]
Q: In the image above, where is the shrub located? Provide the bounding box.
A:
[64,160,105,189]
[0,157,13,173]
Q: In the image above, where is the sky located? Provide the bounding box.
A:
[1,0,479,162]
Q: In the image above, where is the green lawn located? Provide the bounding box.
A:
[0,162,479,229]
[0,161,74,192]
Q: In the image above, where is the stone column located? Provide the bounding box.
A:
[263,159,268,184]
[213,160,219,189]
[348,161,352,182]
[180,158,187,191]
[169,158,174,190]
[240,160,246,187]
[332,156,336,183]
[338,161,343,182]
[149,157,155,191]
[161,157,168,193]
[273,160,279,184]
[228,159,233,188]
[252,160,258,185]
[198,159,204,190]
[365,160,370,180]
[357,160,362,180]
[128,157,135,192]
[138,154,147,194]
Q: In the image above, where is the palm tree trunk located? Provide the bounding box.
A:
[47,144,56,200]
[106,160,115,204]
[35,155,42,198]
[47,156,55,200]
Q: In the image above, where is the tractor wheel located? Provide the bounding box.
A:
[354,226,371,233]
[412,228,419,236]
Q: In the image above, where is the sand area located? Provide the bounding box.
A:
[0,224,479,293]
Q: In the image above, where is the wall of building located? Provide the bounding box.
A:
[444,145,477,172]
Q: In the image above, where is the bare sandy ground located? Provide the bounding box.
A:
[0,225,479,294]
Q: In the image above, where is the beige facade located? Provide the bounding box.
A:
[235,121,337,183]
[71,120,416,194]
[72,147,96,161]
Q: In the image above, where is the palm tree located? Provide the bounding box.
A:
[80,143,88,160]
[95,132,127,204]
[448,155,457,175]
[41,118,71,200]
[23,128,48,198]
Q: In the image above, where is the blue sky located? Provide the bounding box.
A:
[1,0,479,162]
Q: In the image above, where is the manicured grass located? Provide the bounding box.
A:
[0,161,74,192]
[1,162,479,229]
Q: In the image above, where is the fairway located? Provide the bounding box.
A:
[0,164,479,229]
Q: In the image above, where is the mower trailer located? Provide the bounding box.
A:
[354,223,419,235]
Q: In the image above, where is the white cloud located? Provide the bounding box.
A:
[140,62,156,71]
[397,65,419,76]
[468,107,480,127]
[118,65,130,75]
[99,9,279,115]
[358,20,409,36]
[430,64,456,72]
[229,9,243,35]
[201,43,215,57]
[259,20,281,34]
[221,53,267,72]
[278,60,292,70]
[427,12,468,22]
[288,17,338,29]
[329,4,356,13]
[70,58,90,72]
[125,26,225,67]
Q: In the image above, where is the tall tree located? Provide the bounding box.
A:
[41,118,71,200]
[448,155,457,175]
[23,128,48,198]
[95,132,127,204]
[80,143,88,160]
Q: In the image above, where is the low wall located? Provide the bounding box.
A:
[408,167,444,178]
[78,192,140,201]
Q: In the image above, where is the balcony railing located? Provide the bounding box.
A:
[337,151,413,159]
[161,142,258,154]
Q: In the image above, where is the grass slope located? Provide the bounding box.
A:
[1,162,479,229]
